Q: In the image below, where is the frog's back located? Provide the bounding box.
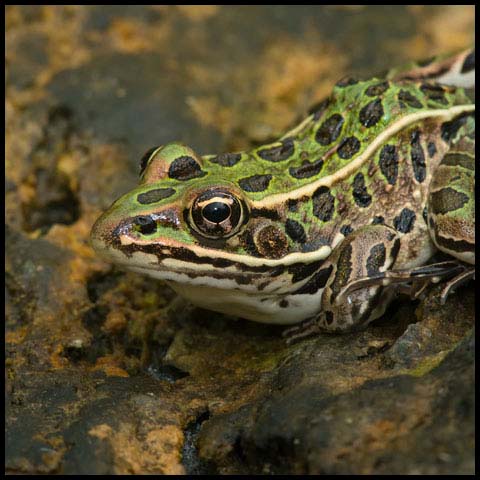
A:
[202,75,473,204]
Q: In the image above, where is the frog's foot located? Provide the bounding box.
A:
[440,266,475,304]
[282,317,321,345]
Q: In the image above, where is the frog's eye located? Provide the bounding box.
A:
[133,215,157,235]
[189,189,247,239]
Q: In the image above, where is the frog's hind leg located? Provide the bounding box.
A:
[426,117,475,302]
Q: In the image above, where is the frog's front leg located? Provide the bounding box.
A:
[284,225,402,342]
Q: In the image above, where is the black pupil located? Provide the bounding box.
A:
[134,215,156,234]
[202,202,231,223]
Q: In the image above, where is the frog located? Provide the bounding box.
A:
[91,48,475,341]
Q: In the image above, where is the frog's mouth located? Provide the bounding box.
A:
[91,213,332,297]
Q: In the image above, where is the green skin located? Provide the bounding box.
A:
[91,49,475,336]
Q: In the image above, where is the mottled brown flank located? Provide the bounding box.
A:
[315,114,344,146]
[441,153,474,170]
[238,174,272,192]
[359,99,384,128]
[398,90,423,109]
[168,156,206,181]
[393,208,416,233]
[365,81,389,97]
[420,83,447,105]
[461,50,475,73]
[410,130,426,182]
[137,187,176,204]
[352,173,372,207]
[366,243,386,276]
[254,225,289,259]
[210,152,241,167]
[330,243,353,302]
[285,219,306,243]
[312,186,335,222]
[430,187,469,215]
[257,138,294,162]
[289,158,324,179]
[337,136,361,159]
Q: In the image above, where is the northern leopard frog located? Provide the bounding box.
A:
[91,49,475,338]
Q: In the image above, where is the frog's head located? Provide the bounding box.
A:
[91,142,332,323]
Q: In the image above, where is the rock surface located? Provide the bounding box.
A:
[5,5,475,474]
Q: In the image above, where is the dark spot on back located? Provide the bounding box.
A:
[410,129,426,182]
[352,172,372,207]
[137,188,176,204]
[168,156,206,181]
[365,81,389,97]
[287,199,299,212]
[427,141,437,158]
[315,113,345,146]
[238,174,272,192]
[210,152,241,167]
[337,136,361,159]
[398,90,423,109]
[359,99,384,127]
[257,138,294,162]
[393,208,416,233]
[289,158,324,179]
[285,219,307,243]
[312,186,335,222]
[420,83,448,105]
[379,144,398,185]
[372,215,385,225]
